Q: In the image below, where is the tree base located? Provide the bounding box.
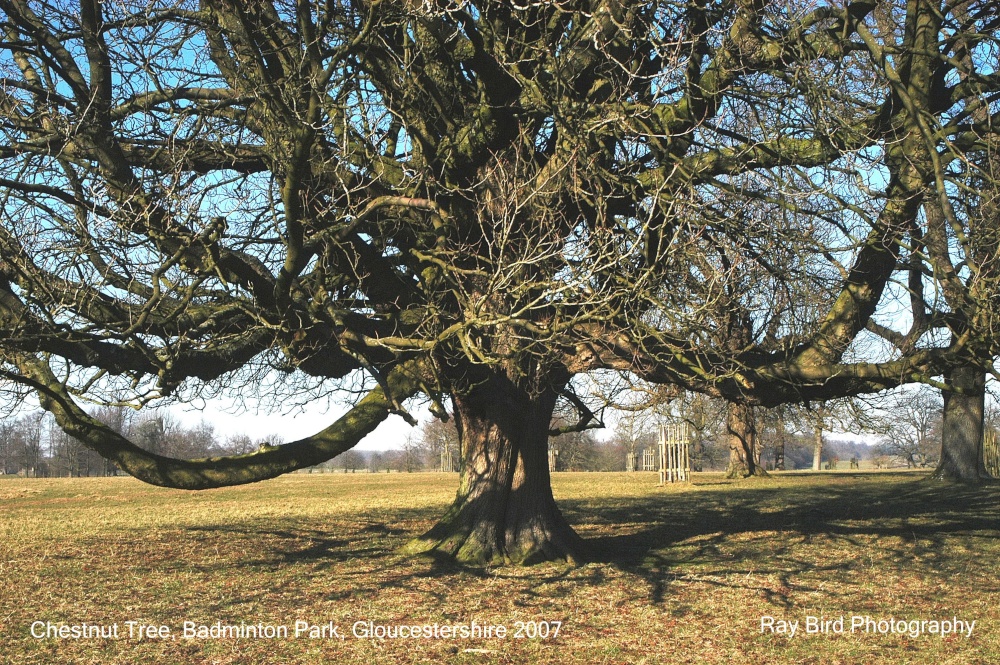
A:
[929,465,992,484]
[725,463,769,479]
[401,495,585,565]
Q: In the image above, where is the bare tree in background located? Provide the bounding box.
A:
[877,387,941,468]
[336,449,366,473]
[416,416,460,472]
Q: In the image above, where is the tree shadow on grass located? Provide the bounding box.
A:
[159,474,1000,612]
[565,475,1000,603]
[181,516,417,566]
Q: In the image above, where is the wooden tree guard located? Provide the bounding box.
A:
[659,422,691,484]
[440,448,454,472]
[642,448,656,471]
[985,429,1000,479]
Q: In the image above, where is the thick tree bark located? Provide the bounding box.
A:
[403,370,584,564]
[812,404,825,471]
[725,402,766,478]
[933,364,987,483]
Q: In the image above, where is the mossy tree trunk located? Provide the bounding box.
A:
[812,403,825,471]
[725,402,766,478]
[933,364,987,483]
[403,367,584,564]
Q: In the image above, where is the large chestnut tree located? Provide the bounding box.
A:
[1,0,997,562]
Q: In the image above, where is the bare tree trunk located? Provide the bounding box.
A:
[933,364,987,483]
[812,404,825,471]
[403,370,583,564]
[692,436,704,472]
[725,402,766,478]
[725,403,747,478]
[774,408,786,471]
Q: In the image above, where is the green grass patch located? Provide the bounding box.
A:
[1,470,997,664]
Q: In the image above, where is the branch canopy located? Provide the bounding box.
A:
[0,0,997,475]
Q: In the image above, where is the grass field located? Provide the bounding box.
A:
[1,470,997,664]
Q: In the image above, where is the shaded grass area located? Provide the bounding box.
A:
[1,471,997,664]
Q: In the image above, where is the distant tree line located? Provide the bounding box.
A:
[0,408,281,477]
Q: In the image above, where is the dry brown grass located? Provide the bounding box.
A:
[1,470,997,664]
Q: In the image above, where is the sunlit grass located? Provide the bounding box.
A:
[1,470,997,664]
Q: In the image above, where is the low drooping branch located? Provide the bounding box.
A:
[12,355,425,489]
